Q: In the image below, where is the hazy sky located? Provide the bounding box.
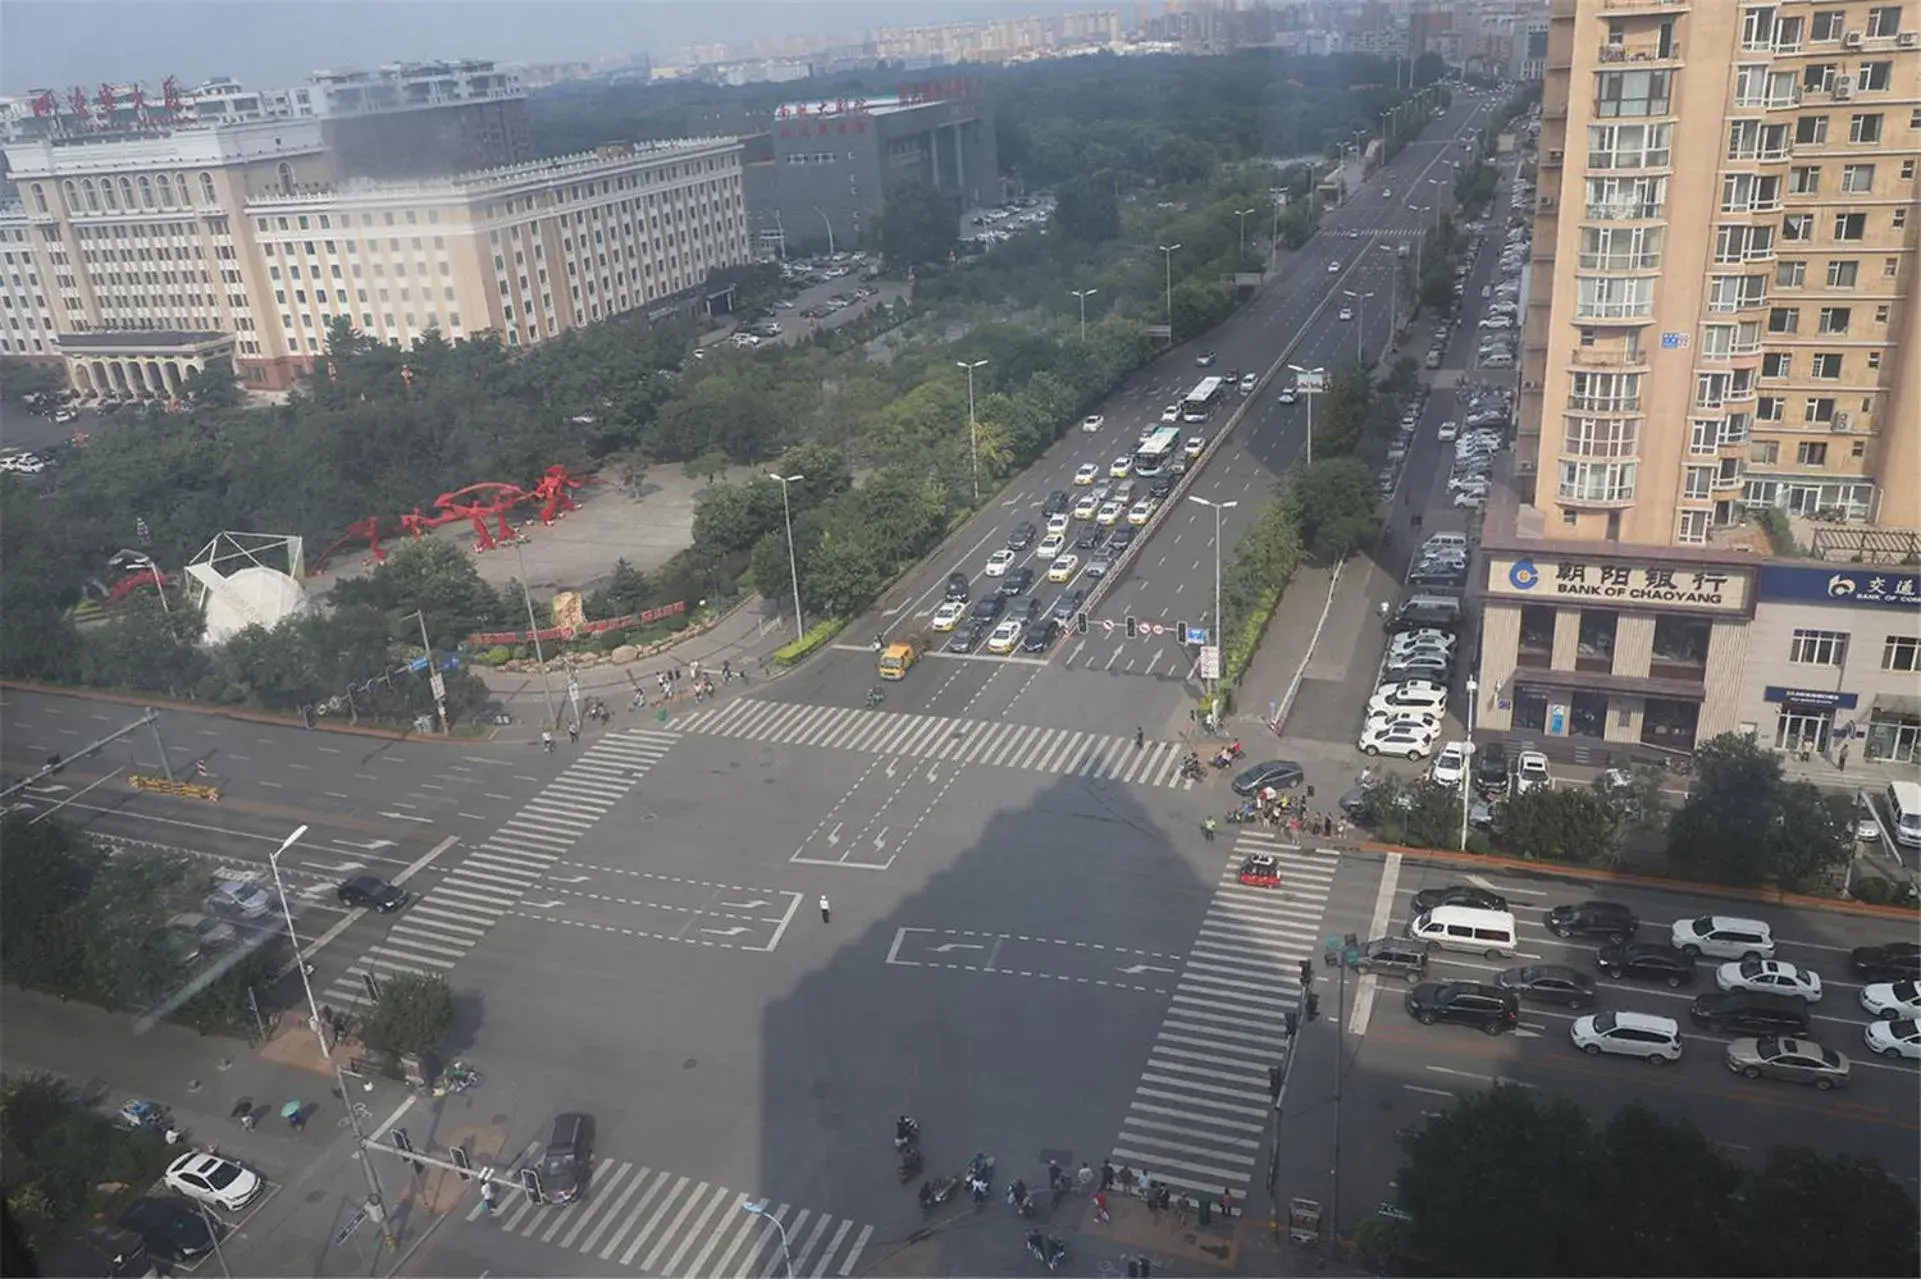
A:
[0,0,1090,95]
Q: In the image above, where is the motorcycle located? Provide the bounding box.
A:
[866,688,885,709]
[1211,741,1244,768]
[967,1153,996,1183]
[1006,1182,1035,1217]
[1044,1236,1067,1272]
[1025,1231,1048,1264]
[897,1148,924,1183]
[893,1117,920,1151]
[434,1061,482,1095]
[928,1173,962,1204]
[1179,755,1204,781]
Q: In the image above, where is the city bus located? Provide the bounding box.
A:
[1133,425,1184,476]
[1181,376,1225,422]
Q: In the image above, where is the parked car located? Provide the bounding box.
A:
[165,1151,264,1211]
[118,1198,222,1263]
[1850,941,1921,981]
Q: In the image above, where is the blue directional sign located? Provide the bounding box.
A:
[407,655,431,673]
[1184,625,1210,646]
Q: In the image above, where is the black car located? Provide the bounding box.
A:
[1149,475,1174,499]
[1850,941,1921,982]
[1000,567,1036,596]
[118,1197,221,1263]
[1042,490,1070,517]
[1108,526,1138,550]
[337,876,409,912]
[947,621,988,653]
[969,595,1005,624]
[1404,981,1519,1035]
[1074,525,1103,550]
[1011,595,1043,624]
[1352,937,1428,984]
[1497,964,1598,1009]
[1545,900,1638,942]
[1689,989,1811,1036]
[945,572,970,602]
[1410,884,1509,914]
[1049,588,1086,625]
[1596,941,1696,988]
[1476,742,1510,796]
[1007,522,1037,551]
[1232,759,1306,796]
[539,1112,593,1205]
[1021,619,1062,653]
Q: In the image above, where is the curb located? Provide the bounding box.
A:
[0,678,450,744]
[1351,840,1921,922]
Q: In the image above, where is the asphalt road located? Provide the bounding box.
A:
[1270,848,1921,1244]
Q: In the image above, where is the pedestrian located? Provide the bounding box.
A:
[1299,958,1314,988]
[1127,1260,1141,1279]
[480,1180,497,1215]
[1139,1255,1152,1278]
[1218,1189,1234,1220]
[1101,1160,1116,1192]
[288,1108,306,1132]
[567,721,580,744]
[1135,726,1144,749]
[722,659,732,683]
[819,894,831,923]
[1076,1161,1093,1193]
[1378,600,1390,620]
[541,729,554,753]
[1838,742,1850,772]
[1093,1190,1109,1223]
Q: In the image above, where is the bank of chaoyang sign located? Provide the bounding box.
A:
[1490,557,1750,614]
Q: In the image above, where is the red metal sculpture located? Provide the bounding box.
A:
[435,483,527,553]
[308,461,594,574]
[530,464,584,524]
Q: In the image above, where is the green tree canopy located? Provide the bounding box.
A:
[1285,457,1378,562]
[1667,732,1852,888]
[876,177,960,269]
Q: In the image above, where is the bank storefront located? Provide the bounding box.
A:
[1474,549,1758,757]
[1744,565,1921,765]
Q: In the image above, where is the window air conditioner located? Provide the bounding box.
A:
[1547,148,1565,164]
[1831,411,1852,432]
[1899,31,1920,48]
[1842,30,1863,47]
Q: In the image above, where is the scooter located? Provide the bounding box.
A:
[893,1117,920,1151]
[1044,1236,1067,1272]
[1211,741,1244,768]
[1179,755,1204,781]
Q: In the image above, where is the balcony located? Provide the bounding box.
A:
[1598,42,1683,64]
[1584,202,1664,222]
[1569,346,1651,369]
[1603,0,1688,8]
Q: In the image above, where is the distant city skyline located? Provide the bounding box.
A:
[0,0,1112,95]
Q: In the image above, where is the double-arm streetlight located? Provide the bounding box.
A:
[1233,207,1257,263]
[741,1199,794,1278]
[1287,364,1325,465]
[269,824,329,1059]
[1186,496,1237,706]
[768,473,807,643]
[1343,289,1375,363]
[956,359,988,503]
[1070,288,1099,342]
[1157,242,1181,336]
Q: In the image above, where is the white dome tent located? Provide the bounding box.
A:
[182,530,311,644]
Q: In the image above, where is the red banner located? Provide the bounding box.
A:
[466,599,686,647]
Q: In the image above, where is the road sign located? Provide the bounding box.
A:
[1102,619,1115,633]
[407,655,430,674]
[1294,369,1327,393]
[428,670,446,702]
[1151,623,1166,636]
[1184,625,1210,646]
[1199,645,1221,680]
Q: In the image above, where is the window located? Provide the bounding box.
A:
[1706,274,1767,313]
[1811,10,1846,41]
[1804,62,1840,93]
[1768,306,1800,333]
[1789,629,1847,666]
[1896,206,1910,230]
[1751,440,1781,464]
[1818,307,1851,333]
[1827,259,1859,287]
[1586,122,1672,169]
[1858,61,1892,93]
[1832,212,1867,240]
[1840,163,1876,193]
[1683,466,1716,499]
[1762,352,1793,379]
[1576,275,1656,319]
[1868,351,1882,370]
[1690,418,1720,455]
[1583,225,1664,270]
[1721,172,1781,212]
[1804,396,1836,422]
[1758,396,1786,421]
[1795,115,1829,145]
[1782,213,1815,241]
[1562,416,1640,456]
[1797,441,1830,466]
[1596,69,1671,117]
[1775,260,1806,288]
[1677,509,1711,545]
[1586,176,1666,220]
[1812,352,1843,378]
[1790,164,1822,194]
[1849,114,1884,144]
[1865,5,1902,36]
[1569,372,1643,413]
[1885,634,1921,673]
[1559,460,1638,503]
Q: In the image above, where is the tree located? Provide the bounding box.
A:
[1734,1146,1920,1277]
[359,972,455,1061]
[0,359,67,403]
[1666,732,1850,888]
[181,355,242,408]
[1495,787,1622,865]
[1769,781,1854,891]
[1053,173,1121,244]
[1285,458,1378,562]
[875,178,959,269]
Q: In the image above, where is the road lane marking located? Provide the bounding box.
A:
[1350,852,1403,1037]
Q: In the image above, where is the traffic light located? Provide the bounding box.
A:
[1304,992,1321,1022]
[518,1167,544,1204]
[450,1146,473,1181]
[1075,611,1088,635]
[1177,619,1190,645]
[1125,616,1138,638]
[392,1127,424,1175]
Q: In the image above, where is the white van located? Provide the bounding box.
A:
[1408,905,1519,958]
[1886,780,1921,850]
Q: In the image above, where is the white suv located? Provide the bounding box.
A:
[1671,915,1775,962]
[1570,1011,1683,1063]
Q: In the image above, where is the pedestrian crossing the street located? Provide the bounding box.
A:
[1106,830,1336,1210]
[322,731,679,1008]
[672,698,1199,790]
[478,1159,873,1279]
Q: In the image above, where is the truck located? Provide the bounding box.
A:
[878,633,926,681]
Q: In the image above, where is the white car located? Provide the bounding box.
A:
[1184,436,1205,458]
[1277,387,1298,405]
[1863,1017,1921,1060]
[1389,628,1457,653]
[1671,914,1775,961]
[1364,708,1445,738]
[1428,742,1473,787]
[1328,261,1342,273]
[931,600,967,632]
[1161,404,1181,423]
[1072,493,1100,520]
[1359,719,1438,760]
[1436,420,1459,441]
[1046,512,1071,535]
[1048,554,1080,583]
[1074,462,1100,485]
[1453,491,1487,510]
[1569,1011,1682,1063]
[986,618,1025,654]
[165,1150,265,1211]
[983,549,1015,577]
[1081,414,1105,433]
[1860,980,1921,1020]
[208,881,274,919]
[1369,681,1449,718]
[1108,456,1132,478]
[1239,374,1256,393]
[1095,500,1124,526]
[1338,307,1354,321]
[1037,532,1066,558]
[1127,499,1156,526]
[1513,750,1551,794]
[1718,958,1823,1003]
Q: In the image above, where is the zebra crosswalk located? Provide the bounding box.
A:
[322,731,679,1007]
[672,698,1199,789]
[1106,830,1337,1208]
[477,1159,873,1279]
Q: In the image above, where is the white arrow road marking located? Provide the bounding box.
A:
[1118,963,1178,975]
[885,760,898,779]
[521,899,564,909]
[720,899,769,910]
[334,838,398,851]
[303,859,365,874]
[701,926,749,937]
[925,768,938,785]
[930,943,986,954]
[874,829,889,850]
[826,823,842,846]
[379,812,434,824]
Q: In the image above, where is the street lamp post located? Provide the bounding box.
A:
[768,473,807,644]
[1070,288,1099,342]
[1186,496,1237,708]
[1378,243,1402,340]
[956,358,988,503]
[1343,289,1376,363]
[811,206,834,256]
[1459,677,1480,851]
[741,1199,794,1278]
[509,537,560,732]
[403,609,449,736]
[1288,364,1324,466]
[268,824,329,1059]
[1157,242,1181,337]
[1234,207,1256,264]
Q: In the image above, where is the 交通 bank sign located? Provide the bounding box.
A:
[1489,557,1750,615]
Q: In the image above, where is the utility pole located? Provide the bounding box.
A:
[1069,288,1098,343]
[509,537,560,732]
[269,825,328,1059]
[1460,678,1480,851]
[1158,242,1181,337]
[403,609,449,735]
[1343,289,1375,363]
[1186,496,1236,709]
[335,1062,397,1252]
[956,359,988,503]
[768,473,807,643]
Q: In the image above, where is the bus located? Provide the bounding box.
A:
[1181,376,1225,422]
[1133,425,1184,476]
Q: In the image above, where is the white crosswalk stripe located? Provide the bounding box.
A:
[1107,831,1337,1209]
[474,1159,874,1278]
[322,731,677,1007]
[674,698,1200,789]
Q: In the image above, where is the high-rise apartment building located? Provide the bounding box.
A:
[1476,0,1921,766]
[0,62,751,392]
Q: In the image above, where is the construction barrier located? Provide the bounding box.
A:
[129,774,220,801]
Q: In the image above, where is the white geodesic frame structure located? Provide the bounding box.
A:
[182,530,309,643]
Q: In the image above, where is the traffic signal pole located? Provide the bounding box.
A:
[333,1063,398,1251]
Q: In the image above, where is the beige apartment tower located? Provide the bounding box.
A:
[1477,0,1921,766]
